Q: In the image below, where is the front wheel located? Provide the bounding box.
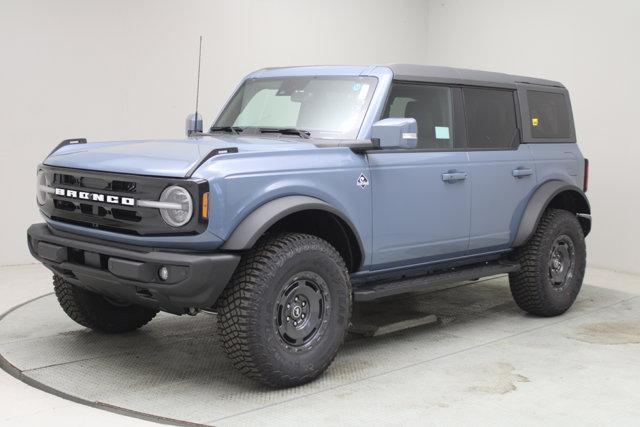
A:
[509,209,586,317]
[216,233,352,388]
[53,275,158,333]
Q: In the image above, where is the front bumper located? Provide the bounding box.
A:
[27,223,240,314]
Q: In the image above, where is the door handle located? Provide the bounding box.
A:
[512,168,533,178]
[442,171,467,182]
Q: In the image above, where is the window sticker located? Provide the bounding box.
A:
[531,117,539,127]
[434,126,450,140]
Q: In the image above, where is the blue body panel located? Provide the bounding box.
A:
[467,145,537,251]
[44,135,373,260]
[527,143,582,186]
[367,150,470,268]
[44,136,315,177]
[193,147,373,264]
[39,65,586,276]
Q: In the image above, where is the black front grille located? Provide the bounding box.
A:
[39,165,208,236]
[55,172,138,193]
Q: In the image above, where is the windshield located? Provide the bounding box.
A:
[213,76,377,139]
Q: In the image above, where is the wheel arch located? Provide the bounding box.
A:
[513,180,591,247]
[221,196,364,271]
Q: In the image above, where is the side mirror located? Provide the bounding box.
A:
[185,113,203,136]
[370,118,418,149]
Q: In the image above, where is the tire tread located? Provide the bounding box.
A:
[216,232,351,387]
[53,275,158,333]
[509,208,586,317]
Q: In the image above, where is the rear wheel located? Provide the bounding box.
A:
[216,233,352,388]
[53,275,158,333]
[509,209,586,317]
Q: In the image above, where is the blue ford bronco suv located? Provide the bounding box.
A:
[28,65,591,387]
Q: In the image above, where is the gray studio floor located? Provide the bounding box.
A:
[1,264,639,426]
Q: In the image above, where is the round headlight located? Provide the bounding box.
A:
[36,170,48,205]
[159,186,193,227]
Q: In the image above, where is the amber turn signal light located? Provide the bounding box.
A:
[201,192,209,219]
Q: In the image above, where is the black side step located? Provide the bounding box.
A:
[353,261,520,302]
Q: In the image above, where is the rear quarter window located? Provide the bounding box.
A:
[527,90,572,139]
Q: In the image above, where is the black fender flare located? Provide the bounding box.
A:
[221,195,365,256]
[513,180,591,247]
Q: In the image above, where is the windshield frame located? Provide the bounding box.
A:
[212,75,379,140]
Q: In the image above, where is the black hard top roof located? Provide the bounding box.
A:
[388,64,565,89]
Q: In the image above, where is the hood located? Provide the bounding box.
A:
[44,135,317,178]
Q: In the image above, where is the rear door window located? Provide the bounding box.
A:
[384,83,454,150]
[463,88,519,150]
[527,90,572,139]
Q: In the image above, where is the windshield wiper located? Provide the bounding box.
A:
[209,126,243,135]
[258,128,311,139]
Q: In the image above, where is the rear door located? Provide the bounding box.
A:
[368,83,470,268]
[463,87,537,251]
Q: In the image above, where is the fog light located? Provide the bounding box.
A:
[158,266,169,281]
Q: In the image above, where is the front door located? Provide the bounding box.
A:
[368,83,471,269]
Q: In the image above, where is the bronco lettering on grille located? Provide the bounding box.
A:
[54,188,135,206]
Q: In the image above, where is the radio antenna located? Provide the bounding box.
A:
[194,35,203,126]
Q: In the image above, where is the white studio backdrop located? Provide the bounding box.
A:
[1,0,638,274]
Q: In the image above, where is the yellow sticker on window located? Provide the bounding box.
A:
[532,117,539,127]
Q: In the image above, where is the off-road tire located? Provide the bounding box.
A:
[53,275,158,333]
[509,209,586,317]
[216,233,352,388]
